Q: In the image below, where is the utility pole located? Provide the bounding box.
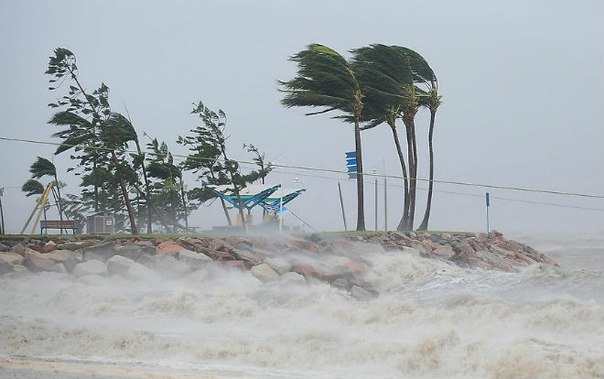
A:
[0,188,5,235]
[338,182,347,231]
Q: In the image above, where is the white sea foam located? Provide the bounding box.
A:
[1,236,603,378]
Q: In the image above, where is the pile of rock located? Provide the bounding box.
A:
[0,231,557,298]
[354,230,558,272]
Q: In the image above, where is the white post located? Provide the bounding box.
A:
[486,192,491,233]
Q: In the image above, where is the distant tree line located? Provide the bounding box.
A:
[23,48,271,234]
[280,44,441,231]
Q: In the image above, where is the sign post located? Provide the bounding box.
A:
[486,192,491,233]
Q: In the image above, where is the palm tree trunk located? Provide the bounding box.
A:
[354,118,366,231]
[402,117,417,230]
[418,109,437,231]
[389,124,409,231]
[53,173,65,233]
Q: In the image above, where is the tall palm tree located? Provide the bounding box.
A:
[351,44,415,231]
[391,46,438,230]
[280,44,366,231]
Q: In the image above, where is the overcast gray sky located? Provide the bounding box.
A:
[0,0,602,234]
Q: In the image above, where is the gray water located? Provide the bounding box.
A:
[1,234,603,379]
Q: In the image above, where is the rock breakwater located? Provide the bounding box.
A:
[0,231,558,298]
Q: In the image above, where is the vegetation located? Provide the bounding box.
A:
[281,44,440,231]
[14,43,441,235]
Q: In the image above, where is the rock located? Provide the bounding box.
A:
[0,260,14,275]
[225,260,246,269]
[125,261,159,281]
[351,285,375,301]
[250,263,280,282]
[178,249,212,269]
[156,240,184,255]
[0,242,10,252]
[82,241,116,261]
[290,240,319,252]
[44,249,74,263]
[106,255,135,276]
[292,265,325,279]
[116,244,153,261]
[0,252,25,266]
[264,257,292,274]
[72,260,108,277]
[433,245,455,259]
[23,248,63,272]
[57,240,96,251]
[154,254,191,276]
[280,271,306,285]
[11,243,27,255]
[43,240,57,253]
[232,248,261,267]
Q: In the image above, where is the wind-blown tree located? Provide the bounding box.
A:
[351,44,415,231]
[180,101,270,227]
[280,44,366,231]
[22,157,66,228]
[46,48,139,234]
[391,46,440,231]
[145,138,189,232]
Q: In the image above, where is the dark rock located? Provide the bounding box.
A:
[0,242,11,252]
[0,260,14,275]
[81,241,116,261]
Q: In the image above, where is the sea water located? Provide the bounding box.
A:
[0,234,603,379]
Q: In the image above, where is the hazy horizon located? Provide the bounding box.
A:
[1,0,602,235]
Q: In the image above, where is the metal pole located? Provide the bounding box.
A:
[0,190,4,235]
[374,177,378,231]
[384,177,387,231]
[486,192,491,233]
[338,182,348,231]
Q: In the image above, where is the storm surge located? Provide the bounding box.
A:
[1,239,603,379]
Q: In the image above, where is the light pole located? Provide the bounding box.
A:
[372,168,378,231]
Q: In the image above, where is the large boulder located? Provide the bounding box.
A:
[250,263,280,282]
[106,254,135,276]
[44,249,74,263]
[73,260,108,277]
[0,252,25,266]
[264,257,292,274]
[178,248,212,270]
[280,271,306,285]
[23,247,63,273]
[125,261,159,281]
[154,254,191,276]
[156,240,185,255]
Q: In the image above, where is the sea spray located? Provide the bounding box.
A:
[1,237,603,378]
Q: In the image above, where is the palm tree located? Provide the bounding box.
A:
[351,44,415,231]
[27,157,67,231]
[280,44,366,231]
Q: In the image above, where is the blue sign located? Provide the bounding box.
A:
[346,151,357,179]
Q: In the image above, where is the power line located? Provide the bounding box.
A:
[2,134,604,201]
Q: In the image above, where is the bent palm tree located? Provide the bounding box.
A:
[280,44,366,231]
[351,44,415,231]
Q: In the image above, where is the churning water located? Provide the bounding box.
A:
[1,234,603,379]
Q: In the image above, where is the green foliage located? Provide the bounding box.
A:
[22,179,45,197]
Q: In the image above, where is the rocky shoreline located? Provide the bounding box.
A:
[0,231,558,299]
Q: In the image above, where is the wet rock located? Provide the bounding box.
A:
[154,254,191,276]
[178,248,212,269]
[225,260,246,269]
[351,285,374,301]
[73,260,108,277]
[44,249,74,263]
[250,263,280,282]
[292,265,325,279]
[0,252,25,266]
[156,240,184,255]
[264,257,292,274]
[116,244,153,261]
[232,248,261,267]
[125,261,158,281]
[280,271,306,285]
[0,242,10,252]
[0,260,14,275]
[106,255,135,276]
[57,240,96,251]
[23,248,63,272]
[43,240,57,253]
[81,241,116,261]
